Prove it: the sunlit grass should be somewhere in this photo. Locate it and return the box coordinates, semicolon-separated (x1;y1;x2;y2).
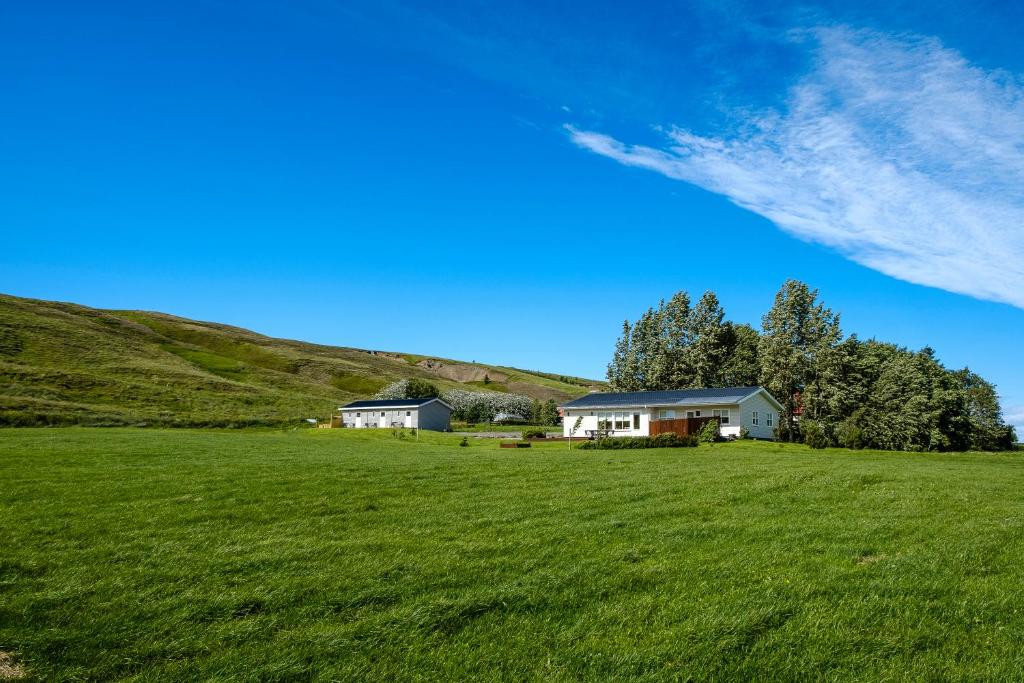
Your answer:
2;428;1023;679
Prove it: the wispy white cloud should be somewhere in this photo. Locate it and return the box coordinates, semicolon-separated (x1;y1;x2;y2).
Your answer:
568;26;1024;307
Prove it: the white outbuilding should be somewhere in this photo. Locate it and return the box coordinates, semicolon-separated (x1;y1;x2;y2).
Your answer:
338;397;453;431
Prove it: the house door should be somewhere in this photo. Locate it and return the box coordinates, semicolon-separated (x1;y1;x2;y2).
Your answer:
405;411;413;428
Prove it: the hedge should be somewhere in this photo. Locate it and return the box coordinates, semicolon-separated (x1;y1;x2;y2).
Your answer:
576;433;699;450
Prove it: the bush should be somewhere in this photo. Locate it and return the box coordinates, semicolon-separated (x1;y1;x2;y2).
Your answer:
698;420;720;443
376;378;439;400
775;420;798;442
406;378;439;398
459;436;469;447
802;419;830;449
442;389;533;423
739;426;750;440
836;417;866;450
577;433;698;450
521;428;547;439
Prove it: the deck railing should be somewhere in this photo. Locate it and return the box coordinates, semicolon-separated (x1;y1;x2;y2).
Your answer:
648;415;720;436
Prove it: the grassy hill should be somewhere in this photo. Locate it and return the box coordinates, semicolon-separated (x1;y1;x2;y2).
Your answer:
0;293;601;427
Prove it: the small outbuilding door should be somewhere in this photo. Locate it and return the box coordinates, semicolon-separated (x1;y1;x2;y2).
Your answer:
355;413;362;428
405;411;413;428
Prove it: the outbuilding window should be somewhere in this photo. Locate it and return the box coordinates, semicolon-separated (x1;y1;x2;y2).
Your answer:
406;411;411;416
766;412;774;427
752;411;759;426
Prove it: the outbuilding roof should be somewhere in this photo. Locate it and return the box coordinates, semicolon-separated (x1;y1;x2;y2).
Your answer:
340;397;452;410
560;386;779;409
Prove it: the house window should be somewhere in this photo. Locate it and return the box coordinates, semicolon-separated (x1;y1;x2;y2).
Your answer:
712;409;730;425
381;412;386;417
614;412;630;430
356;412;361;417
752;411;759;426
766;412;773;427
597;413;611;430
659;409;675;419
406;411;411;416
695;410;701;417
633;413;640;430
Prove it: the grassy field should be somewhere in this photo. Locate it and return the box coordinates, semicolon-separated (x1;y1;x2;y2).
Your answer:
0;293;600;428
3;429;1024;680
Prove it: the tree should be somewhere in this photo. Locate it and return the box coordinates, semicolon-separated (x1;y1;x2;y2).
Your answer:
377;378;438;399
405;378;439;399
607;320;640;391
540;399;559;426
688;291;727;387
603;280;1016;451
758;280;842;442
529;398;543;424
606;321;638;389
719;323;760;386
660;291;694;388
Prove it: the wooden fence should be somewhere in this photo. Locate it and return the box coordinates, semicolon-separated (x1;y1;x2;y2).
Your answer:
648;416;720;437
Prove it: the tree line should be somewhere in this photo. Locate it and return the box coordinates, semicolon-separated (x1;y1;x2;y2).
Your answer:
607;280;1016;451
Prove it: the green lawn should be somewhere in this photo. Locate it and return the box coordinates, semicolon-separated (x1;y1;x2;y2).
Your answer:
2;429;1024;680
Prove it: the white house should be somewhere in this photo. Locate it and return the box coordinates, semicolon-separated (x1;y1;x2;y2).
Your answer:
339;397;453;431
559;386;783;440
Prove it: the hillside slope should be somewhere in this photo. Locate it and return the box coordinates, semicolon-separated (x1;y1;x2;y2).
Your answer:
0;294;601;426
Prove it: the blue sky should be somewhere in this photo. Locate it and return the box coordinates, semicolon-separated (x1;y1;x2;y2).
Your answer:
2;1;1023;432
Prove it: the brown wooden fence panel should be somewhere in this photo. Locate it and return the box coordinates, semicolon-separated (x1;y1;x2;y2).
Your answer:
649;416;720;436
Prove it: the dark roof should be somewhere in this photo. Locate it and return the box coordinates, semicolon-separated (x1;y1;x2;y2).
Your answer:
561;386;767;409
340;397;448;410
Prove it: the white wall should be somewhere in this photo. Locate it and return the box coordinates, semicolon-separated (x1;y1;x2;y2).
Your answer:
738;391;780;440
562;404;753;439
342;408;422;429
563;408;651;437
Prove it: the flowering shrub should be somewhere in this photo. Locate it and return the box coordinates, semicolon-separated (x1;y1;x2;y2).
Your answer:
376;381;534;422
440;389;533;423
375;380;410;400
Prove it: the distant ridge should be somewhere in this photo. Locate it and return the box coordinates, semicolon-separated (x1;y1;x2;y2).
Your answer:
0;293;601;427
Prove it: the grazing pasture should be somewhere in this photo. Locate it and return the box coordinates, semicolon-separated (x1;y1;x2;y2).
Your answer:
2;429;1023;680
